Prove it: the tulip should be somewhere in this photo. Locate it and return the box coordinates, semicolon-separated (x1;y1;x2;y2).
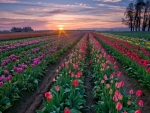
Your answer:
103;75;108;80
136;90;142;97
119;81;124;87
106;83;110;88
6;75;12;81
101;79;105;84
72;80;79;87
127;100;131;105
116;102;122;111
114;65;118;69
17;68;23;74
4;70;9;75
0;82;3;87
116;82;120;88
118;93;123;100
64;108;70;113
113;95;118;102
129;89;133;95
109;89;113;94
76;71;82;78
117;72;122;77
134;110;141;113
44;92;53;101
138;100;143;107
0;75;5;81
55;86;60;91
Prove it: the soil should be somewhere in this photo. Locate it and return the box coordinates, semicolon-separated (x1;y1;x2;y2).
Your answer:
96;36;150;113
84;37;95;113
4;38;82;113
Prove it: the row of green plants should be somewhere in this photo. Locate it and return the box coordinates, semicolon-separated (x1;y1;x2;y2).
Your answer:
0;33;84;112
89;33;143;113
37;33;89;113
92;33;150;89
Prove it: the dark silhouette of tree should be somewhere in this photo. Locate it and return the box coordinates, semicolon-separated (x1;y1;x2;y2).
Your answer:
123;0;150;31
135;0;145;31
142;0;150;31
11;26;34;32
122;3;135;31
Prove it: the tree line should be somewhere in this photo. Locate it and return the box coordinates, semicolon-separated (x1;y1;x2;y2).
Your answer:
11;26;34;32
122;0;150;31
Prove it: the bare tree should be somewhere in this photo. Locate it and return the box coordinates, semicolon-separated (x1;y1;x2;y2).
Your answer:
122;3;135;31
134;0;145;31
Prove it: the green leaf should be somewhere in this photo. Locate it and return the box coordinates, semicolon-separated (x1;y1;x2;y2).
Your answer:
70;108;81;113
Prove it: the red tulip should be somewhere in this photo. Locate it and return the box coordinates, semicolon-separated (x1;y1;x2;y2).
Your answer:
138;100;143;107
116;102;122;110
45;92;53;101
136;90;142;97
64;108;70;113
77;71;82;78
134;110;141;113
72;80;79;87
114;65;118;69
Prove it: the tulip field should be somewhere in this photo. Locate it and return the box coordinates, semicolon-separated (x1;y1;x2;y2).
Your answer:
0;31;150;113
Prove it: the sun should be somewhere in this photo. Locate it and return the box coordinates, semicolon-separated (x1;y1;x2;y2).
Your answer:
59;27;64;31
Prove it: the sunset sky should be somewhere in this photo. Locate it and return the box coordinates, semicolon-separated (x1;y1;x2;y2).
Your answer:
0;0;134;30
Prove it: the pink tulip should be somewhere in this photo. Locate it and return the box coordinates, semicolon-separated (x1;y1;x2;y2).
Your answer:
55;86;60;91
119;81;124;87
117;72;122;77
113;95;118;102
138;100;143;107
129;89;133;95
0;82;3;87
116;102;122;110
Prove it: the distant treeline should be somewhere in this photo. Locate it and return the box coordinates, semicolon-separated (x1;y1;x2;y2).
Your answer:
11;26;34;32
122;0;150;31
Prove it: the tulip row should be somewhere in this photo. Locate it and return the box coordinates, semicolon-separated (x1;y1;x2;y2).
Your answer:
107;31;150;41
92;32;150;89
102;33;150;50
102;33;150;58
0;31;57;41
0;33;84;112
89;33;143;113
97;33;150;60
37;33;89;113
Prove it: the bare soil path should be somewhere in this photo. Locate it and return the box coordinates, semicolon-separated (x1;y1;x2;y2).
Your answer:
84;36;95;113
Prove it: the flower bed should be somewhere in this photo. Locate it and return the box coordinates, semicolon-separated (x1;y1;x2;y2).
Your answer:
37;33;89;113
89;33;143;113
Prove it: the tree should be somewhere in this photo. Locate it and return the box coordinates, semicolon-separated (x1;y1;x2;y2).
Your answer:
122;3;135;31
134;0;145;31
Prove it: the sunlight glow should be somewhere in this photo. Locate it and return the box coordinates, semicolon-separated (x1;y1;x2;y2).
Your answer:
59;27;63;30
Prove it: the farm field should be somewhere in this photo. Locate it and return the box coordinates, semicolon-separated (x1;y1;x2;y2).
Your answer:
0;31;150;113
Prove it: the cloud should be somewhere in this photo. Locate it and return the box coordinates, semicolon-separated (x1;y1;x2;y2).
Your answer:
0;18;48;30
97;3;125;10
94;0;121;2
